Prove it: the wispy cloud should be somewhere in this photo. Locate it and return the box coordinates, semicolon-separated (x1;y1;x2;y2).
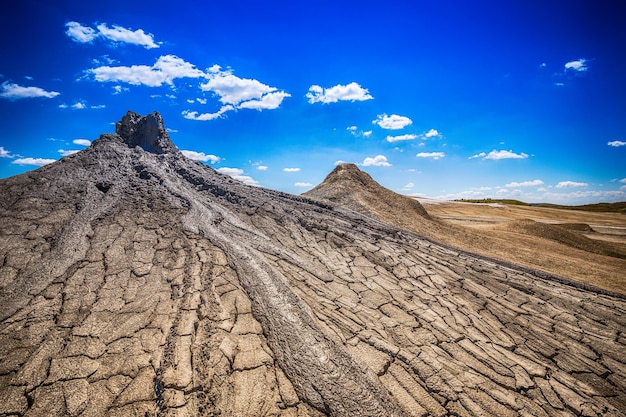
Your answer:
608;140;626;147
58;149;80;157
347;126;372;137
564;58;588;73
423;129;441;139
59;101;88;110
0;146;15;158
90;55;205;87
505;179;544;187
306;82;373;104
65;21;98;43
416;152;445;160
217;167;258;186
373;114;412;130
12;157;56;166
401;182;414;191
283;167;301;172
294;182;313;187
362;155;391;166
181;150;221;163
386;134;417;143
66;21;160;49
470;149;529;160
0;82;60;100
73;139;91;146
556;181;588;188
182;106;234;121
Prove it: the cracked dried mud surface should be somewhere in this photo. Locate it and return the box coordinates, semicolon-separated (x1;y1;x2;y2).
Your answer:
1;112;625;416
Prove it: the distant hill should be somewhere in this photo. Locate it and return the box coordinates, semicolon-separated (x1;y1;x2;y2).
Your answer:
455;199;626;213
534;201;626;214
303;163;432;231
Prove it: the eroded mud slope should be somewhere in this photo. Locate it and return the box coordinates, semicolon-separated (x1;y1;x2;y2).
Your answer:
1;112;625;417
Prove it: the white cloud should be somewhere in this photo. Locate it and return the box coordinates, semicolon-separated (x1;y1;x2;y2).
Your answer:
0;82;60;100
58;149;80;157
471;149;529;160
565;59;588;72
608;140;626;147
416;152;445;160
181;150;221;163
306;82;373;104
468;152;487;160
12;157;56;166
401;182;414;191
0;146;14;158
556;181;588;188
619;178;626;184
90;55;205;87
196;65;291;114
196;98;207;104
237;91;291;110
72;101;86;109
373;114;412;130
386;134;417;143
256;165;268;171
295;182;313;187
112;85;128;94
66;21;159;49
505;179;544;187
92;55;116;65
362;155;391;167
95;23;159;49
283;167;301;172
424;129;440;138
203;73;275;104
65;21;98;43
201;69;290;110
217;167;259;186
348;126;373;138
182;105;234;121
73;139;91;146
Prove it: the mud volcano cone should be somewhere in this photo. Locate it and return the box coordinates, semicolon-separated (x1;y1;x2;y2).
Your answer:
1;111;625;416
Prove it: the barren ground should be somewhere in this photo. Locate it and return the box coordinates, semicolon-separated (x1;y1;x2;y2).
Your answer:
419;199;626;295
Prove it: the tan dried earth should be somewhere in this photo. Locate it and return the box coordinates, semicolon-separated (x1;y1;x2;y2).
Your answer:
0;111;625;417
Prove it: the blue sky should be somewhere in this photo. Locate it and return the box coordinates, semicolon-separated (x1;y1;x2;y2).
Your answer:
1;0;625;204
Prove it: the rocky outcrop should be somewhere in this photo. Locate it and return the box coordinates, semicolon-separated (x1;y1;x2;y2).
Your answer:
115;110;179;154
0;112;625;416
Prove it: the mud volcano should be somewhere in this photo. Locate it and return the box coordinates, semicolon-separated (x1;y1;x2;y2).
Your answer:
0;111;624;416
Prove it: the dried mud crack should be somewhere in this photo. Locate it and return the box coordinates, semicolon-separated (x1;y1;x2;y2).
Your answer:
1;112;625;417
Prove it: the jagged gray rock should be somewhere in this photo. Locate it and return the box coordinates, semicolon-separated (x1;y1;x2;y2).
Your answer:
0;111;625;417
116;110;179;154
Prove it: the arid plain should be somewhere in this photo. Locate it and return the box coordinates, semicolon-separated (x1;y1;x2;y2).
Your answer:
419;200;626;295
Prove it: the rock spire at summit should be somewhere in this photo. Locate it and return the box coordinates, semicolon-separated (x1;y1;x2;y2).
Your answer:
115;110;179;154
